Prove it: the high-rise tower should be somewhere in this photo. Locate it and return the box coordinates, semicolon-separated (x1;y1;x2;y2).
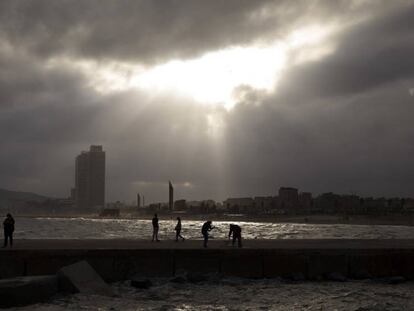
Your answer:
169;181;174;211
75;145;106;209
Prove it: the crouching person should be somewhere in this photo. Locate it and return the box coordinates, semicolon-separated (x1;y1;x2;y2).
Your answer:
228;224;242;248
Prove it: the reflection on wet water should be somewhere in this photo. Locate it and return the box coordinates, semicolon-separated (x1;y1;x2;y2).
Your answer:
15;217;414;240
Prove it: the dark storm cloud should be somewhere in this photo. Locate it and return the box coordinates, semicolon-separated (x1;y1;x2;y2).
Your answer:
0;0;413;202
219;1;414;198
0;0;276;63
224;81;414;198
278;1;414;100
0;0;398;64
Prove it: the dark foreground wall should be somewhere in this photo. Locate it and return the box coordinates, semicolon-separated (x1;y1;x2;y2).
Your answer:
1;248;414;281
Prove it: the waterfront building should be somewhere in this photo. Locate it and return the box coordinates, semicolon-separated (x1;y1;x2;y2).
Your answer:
224;197;254;213
254;196;274;213
299;192;313;210
174;199;187;211
278;187;299;209
74;145;105;209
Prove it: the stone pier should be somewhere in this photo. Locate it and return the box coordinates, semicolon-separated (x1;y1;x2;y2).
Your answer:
0;239;413;281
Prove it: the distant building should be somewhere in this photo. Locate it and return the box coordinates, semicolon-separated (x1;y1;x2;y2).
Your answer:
137;193;141;208
99;208;120;217
254;196;274;213
74;145;105;209
315;192;340;213
299;192;312;209
174;199;187;211
187;200;216;214
224;197;254;213
278;187;299;209
70;188;76;200
403;198;414;211
148;202;169;213
169;181;174;211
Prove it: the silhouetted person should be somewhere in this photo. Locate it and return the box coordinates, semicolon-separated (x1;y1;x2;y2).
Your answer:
152;213;160;242
201;220;215;248
228;224;242;248
3;214;14;248
175;217;185;242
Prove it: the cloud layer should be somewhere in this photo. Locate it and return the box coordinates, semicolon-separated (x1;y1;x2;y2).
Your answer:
1;0;413;203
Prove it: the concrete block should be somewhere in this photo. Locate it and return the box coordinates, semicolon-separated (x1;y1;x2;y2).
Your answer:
24;251;85;276
57;260;114;296
263;251;307;278
0;275;58;308
170;276;186;283
174;250;221;275
390;250;414;279
221;250;263;278
186;272;210;283
86;254;116;282
326;272;347;282
307;252;348;280
112;250;174;278
0;253;24;279
130;277;152;289
349;252;392;278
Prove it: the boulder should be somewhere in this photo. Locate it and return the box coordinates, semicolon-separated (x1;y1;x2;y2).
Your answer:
57;260;114;296
284;272;305;282
130;278;152;289
387;276;406;284
376;276;406;284
170;276;186;284
0;275;58;308
326;272;347;282
187;272;209;283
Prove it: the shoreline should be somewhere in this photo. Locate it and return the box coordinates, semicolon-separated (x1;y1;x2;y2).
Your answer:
15;213;414;226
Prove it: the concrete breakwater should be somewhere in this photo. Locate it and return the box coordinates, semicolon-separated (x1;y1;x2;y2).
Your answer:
1;239;414;281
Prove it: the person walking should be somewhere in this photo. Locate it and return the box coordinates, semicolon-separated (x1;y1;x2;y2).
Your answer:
3;213;15;248
152;213;160;242
175;217;185;242
201;220;215;248
228;224;242;248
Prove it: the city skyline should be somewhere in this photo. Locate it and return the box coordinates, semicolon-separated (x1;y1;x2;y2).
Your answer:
0;1;414;203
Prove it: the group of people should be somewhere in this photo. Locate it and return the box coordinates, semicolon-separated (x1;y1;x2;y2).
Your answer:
152;213;186;242
151;213;242;248
2;213;242;249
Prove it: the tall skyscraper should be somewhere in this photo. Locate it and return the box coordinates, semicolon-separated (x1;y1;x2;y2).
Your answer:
75;145;106;209
137;193;141;208
169;181;174;211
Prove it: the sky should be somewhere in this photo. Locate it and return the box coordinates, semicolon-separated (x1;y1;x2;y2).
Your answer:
1;0;414;203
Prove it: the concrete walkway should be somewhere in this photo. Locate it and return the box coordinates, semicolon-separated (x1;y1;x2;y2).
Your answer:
1;238;414;250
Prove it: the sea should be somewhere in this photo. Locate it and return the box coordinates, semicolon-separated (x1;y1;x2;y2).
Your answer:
14;216;414;240
8;217;414;310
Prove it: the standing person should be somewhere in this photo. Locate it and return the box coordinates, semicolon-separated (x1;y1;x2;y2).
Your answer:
152;213;160;242
3;214;15;248
175;217;185;242
201;220;215;248
228;224;242;248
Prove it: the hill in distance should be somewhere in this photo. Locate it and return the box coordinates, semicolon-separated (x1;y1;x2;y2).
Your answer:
0;188;49;204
